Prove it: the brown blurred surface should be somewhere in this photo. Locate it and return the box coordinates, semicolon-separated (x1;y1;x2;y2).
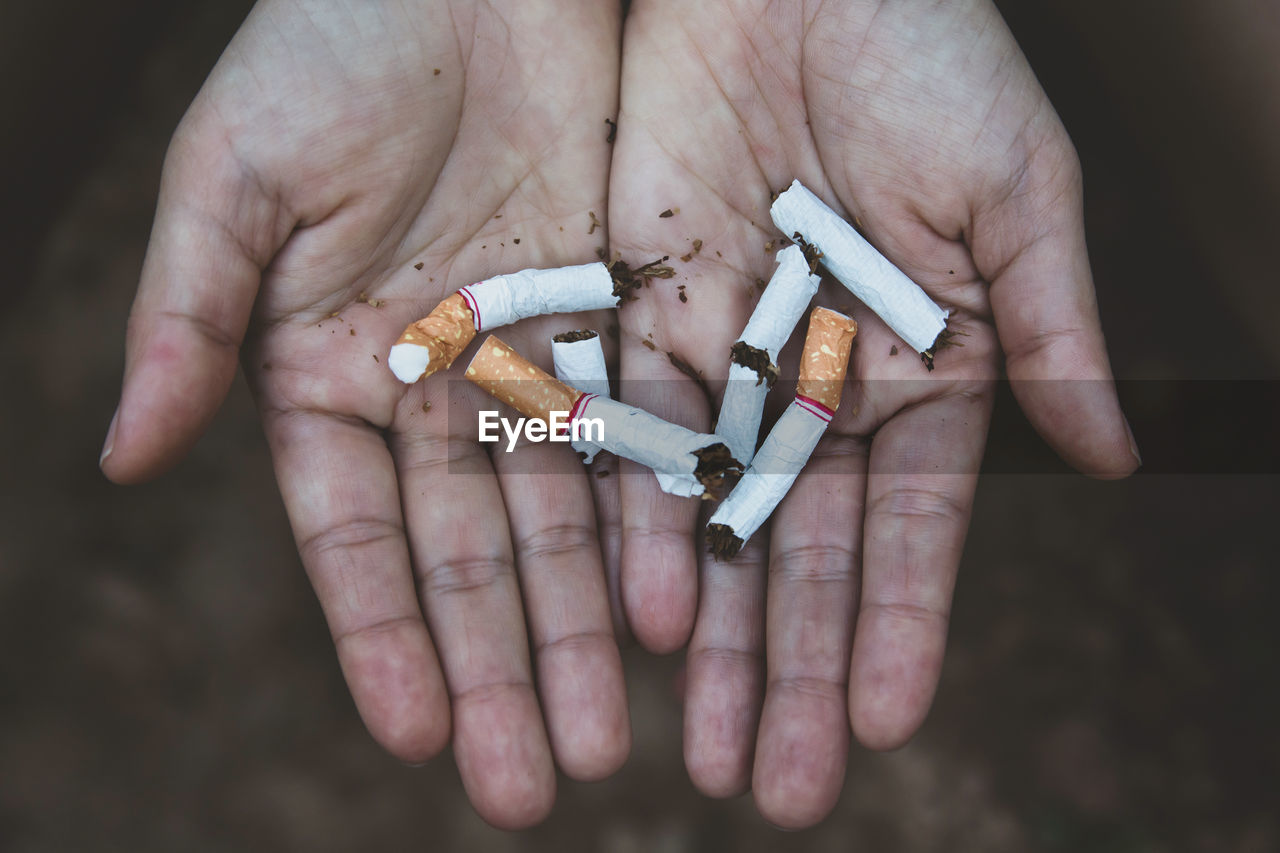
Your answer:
2;2;1278;850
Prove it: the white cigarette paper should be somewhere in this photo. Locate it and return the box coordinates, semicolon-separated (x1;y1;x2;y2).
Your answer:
770;180;948;353
573;395;737;499
390;262;618;384
464;263;616;331
708;306;856;559
706;399;830;551
550;331;703;496
715;245;820;465
552;332;610;463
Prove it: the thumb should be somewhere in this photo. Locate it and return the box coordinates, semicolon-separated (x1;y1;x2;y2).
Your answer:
101;109;287;483
977;131;1140;479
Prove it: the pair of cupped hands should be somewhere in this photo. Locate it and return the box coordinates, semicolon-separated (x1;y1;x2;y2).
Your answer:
100;0;1138;830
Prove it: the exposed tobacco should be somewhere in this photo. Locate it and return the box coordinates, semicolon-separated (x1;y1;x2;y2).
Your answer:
588;210;602;235
919;325;966;371
553;329;598;344
791;232;824;274
667;350;706;393
730;340;778;387
692;444;744;500
609;255;674;302
707;522;745;560
604;117;617;143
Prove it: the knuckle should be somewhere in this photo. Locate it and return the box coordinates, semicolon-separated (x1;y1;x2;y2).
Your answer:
299;517;403;565
867;486;967;526
419;555;514;598
514;522;597;564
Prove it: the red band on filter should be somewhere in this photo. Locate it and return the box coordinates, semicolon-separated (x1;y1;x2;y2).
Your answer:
794;395;834;423
458;286;482;331
566;392;594;436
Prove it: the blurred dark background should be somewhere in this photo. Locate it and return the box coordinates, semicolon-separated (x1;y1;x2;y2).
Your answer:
2;1;1277;849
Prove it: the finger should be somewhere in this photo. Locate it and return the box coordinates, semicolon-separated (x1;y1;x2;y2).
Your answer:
102;120;287;483
683;518;767;798
752;437;867;829
263;407;450;764
977;140;1139;479
587;451;630;643
617;345;708;653
850;385;992;751
490;439;631;782
391;421;555;830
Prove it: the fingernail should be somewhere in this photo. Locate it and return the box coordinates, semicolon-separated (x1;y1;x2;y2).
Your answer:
100;407;119;468
1122;414;1141;469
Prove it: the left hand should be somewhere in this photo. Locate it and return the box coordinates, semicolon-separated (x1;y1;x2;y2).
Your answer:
608;0;1138;827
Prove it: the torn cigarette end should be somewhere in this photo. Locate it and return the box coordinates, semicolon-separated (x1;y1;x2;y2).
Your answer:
707;523;745;561
797;307;857;412
552;329;599;344
465;335;582;422
389;293;476;383
729;340;778;388
692;443;743;500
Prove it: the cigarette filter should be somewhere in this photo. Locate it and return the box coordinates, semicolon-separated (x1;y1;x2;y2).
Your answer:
466;336;582;423
716;244;820;464
770;180;947;354
707;307;856;559
391;262;618;383
552;330;610;462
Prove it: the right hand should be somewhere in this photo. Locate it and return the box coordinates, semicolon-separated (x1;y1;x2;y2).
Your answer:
101;0;629;828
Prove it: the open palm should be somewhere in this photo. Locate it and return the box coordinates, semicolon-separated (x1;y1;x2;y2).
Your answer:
609;0;1138;827
101;0;627;828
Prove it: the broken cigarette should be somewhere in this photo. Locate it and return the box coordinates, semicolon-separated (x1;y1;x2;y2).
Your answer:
715;244;820;465
467;336;743;498
550;329;704;496
389;262;619;384
467;336;582;421
770;180;947;355
552;330;610;463
706;307;857;560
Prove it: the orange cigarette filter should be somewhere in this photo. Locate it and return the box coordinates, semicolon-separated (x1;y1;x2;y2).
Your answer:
393;293;476;378
465;335;583;422
796;307;857;411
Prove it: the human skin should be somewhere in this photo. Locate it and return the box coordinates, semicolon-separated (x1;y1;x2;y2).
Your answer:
609;0;1139;828
99;0;629;829
102;0;1143;831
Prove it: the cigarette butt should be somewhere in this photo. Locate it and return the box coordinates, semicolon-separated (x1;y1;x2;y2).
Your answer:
388;293;476;383
797;307;857;412
552;329;610;463
389;263;618;385
771;180;947;353
466;335;583;422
